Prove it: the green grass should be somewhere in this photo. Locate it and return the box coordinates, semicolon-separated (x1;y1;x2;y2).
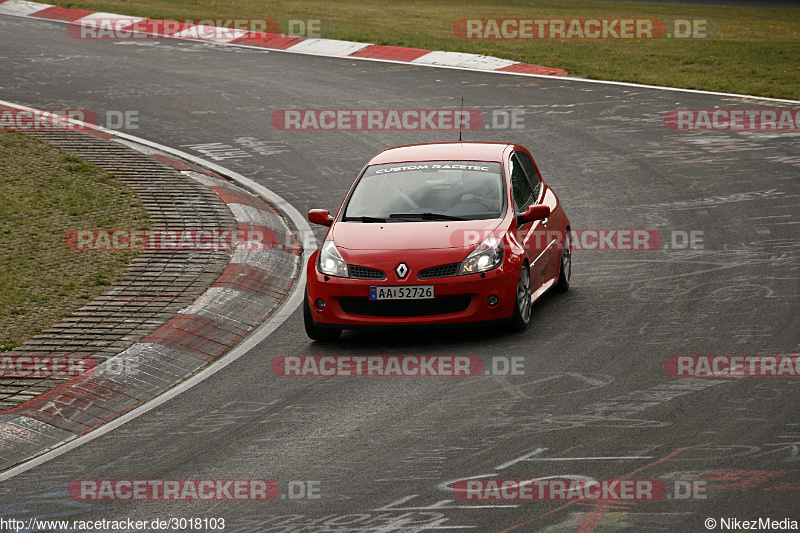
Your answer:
57;0;799;100
0;130;149;352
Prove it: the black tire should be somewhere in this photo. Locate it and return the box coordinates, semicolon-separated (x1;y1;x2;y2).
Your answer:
509;262;532;331
555;229;571;293
304;293;342;341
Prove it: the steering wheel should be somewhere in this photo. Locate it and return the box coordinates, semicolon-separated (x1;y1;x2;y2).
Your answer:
450;197;494;216
458;194;493;211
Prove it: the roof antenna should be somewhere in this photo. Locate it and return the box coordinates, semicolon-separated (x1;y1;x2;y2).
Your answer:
458;96;464;142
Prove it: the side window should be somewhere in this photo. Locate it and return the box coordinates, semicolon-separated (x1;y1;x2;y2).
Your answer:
515;151;542;200
510;154;534;213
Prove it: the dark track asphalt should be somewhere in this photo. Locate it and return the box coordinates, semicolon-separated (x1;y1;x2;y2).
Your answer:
0;14;798;532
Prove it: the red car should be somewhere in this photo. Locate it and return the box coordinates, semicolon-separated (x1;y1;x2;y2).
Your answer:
304;142;571;341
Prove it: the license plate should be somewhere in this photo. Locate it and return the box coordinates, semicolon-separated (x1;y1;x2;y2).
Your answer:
369;285;434;300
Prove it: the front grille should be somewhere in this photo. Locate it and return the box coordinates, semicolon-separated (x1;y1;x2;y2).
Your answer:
339;296;471;317
418;262;460;279
348;265;386;280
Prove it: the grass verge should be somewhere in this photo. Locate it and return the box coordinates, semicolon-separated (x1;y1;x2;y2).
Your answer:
0;130;149;352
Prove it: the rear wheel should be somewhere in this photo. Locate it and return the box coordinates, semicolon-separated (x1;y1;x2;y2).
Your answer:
555;230;571;293
304;293;342;341
509;262;532;331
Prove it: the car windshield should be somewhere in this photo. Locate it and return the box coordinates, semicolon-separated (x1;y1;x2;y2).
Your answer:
343;161;505;221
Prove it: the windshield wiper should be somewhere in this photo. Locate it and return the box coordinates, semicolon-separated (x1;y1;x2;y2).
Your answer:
343;216;387;223
389;212;466;221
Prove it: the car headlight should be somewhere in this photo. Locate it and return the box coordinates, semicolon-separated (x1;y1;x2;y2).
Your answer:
459;235;503;275
318;240;348;277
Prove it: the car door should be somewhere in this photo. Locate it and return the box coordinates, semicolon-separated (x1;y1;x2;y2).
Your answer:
515;150;559;278
509;153;548;288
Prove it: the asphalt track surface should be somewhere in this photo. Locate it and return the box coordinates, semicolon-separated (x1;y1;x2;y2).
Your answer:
1;13;799;533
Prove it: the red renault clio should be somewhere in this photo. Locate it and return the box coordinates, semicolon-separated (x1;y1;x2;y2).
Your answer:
304;142;571;341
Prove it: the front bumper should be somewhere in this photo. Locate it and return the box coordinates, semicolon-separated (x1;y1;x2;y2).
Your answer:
306;252;519;328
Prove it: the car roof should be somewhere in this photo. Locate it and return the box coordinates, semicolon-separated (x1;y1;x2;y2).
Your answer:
368;142;515;165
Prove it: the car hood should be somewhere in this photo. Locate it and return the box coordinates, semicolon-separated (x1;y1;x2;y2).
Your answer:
331;219;504;251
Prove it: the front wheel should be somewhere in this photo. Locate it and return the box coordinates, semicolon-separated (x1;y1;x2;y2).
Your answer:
509;263;532;331
555;230;571;293
304;293;342;341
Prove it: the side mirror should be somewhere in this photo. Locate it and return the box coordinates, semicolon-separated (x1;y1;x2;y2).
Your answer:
308;209;333;226
517;205;550;226
308;209;334;227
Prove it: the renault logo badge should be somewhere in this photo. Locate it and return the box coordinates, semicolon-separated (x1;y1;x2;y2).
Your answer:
396;263;409;278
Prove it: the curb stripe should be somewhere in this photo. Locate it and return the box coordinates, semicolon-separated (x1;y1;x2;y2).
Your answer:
235;222;300;255
0;0;47;16
287;37;371;56
349;44;432;62
214;263;286;301
142;315;247;358
411;50;516;70
498;62;571;76
229;33;308;49
30;5;92;21
211;185;268;209
131;18;195;37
